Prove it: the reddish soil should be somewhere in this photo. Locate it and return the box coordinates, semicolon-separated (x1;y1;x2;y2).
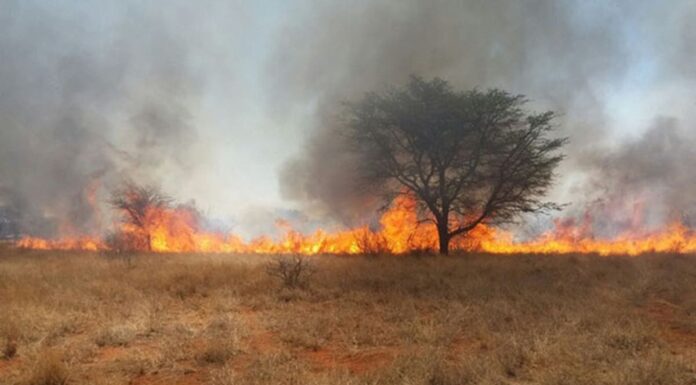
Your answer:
129;371;203;385
239;308;281;354
0;356;22;376
301;346;395;374
448;334;489;360
96;346;129;362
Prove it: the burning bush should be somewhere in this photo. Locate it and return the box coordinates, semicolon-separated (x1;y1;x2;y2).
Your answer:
355;228;389;256
104;230;146;254
106;181;215;253
109;182;172;252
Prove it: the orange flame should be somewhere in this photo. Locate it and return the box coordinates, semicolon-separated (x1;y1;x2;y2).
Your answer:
15;195;696;255
17;236;104;251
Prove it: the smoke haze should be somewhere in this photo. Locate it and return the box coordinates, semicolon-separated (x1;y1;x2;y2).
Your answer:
0;1;209;234
272;0;696;230
1;0;695;237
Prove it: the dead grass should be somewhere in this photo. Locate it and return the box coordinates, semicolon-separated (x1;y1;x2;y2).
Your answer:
25;350;70;385
1;313;20;361
1;250;696;384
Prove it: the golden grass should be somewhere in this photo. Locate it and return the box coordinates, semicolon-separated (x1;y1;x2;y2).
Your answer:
1;250;696;384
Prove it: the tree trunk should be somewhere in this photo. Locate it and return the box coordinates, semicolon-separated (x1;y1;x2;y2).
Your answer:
146;233;152;252
436;221;450;255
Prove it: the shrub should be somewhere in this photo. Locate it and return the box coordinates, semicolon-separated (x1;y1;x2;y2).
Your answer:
198;339;238;365
102;231;139;266
27;351;70;385
2;321;19;359
3;338;17;359
265;255;316;289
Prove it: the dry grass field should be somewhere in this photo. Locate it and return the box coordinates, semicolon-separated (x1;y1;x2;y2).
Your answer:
2;246;696;385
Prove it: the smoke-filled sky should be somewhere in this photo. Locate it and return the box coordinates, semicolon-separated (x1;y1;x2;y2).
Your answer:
1;0;695;236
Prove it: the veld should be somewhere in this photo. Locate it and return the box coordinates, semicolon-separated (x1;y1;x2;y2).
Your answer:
1;249;696;385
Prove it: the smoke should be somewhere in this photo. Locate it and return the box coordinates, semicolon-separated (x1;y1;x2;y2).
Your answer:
2;1;696;238
270;0;696;229
0;1;208;235
576;118;696;233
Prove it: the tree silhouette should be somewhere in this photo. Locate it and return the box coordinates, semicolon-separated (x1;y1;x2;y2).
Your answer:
345;76;567;254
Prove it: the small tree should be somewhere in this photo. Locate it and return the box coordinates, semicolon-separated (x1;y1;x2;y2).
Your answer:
345;76;567;255
109;182;171;252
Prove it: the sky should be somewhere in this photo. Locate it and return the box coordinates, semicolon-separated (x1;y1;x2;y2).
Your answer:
1;0;695;237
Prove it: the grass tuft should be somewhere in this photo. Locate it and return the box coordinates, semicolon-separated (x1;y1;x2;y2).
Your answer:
26;351;70;385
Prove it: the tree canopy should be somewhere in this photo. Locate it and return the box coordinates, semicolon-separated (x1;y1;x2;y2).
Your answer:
345;76;567;254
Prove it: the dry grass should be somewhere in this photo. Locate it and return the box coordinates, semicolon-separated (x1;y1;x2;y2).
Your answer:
1;250;696;384
25;350;70;385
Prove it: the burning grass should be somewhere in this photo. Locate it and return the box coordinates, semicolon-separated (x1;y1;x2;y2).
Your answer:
1;251;696;384
16;193;696;257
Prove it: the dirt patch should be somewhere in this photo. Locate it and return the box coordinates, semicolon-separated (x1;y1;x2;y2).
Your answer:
97;346;129;362
301;346;395;374
0;356;23;376
239;309;280;354
130;371;203;385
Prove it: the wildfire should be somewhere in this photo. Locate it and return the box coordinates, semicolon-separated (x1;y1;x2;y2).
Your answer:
476;221;696;256
17;236;104;251
14;195;696;256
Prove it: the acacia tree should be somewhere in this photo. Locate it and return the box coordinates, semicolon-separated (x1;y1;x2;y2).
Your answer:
345;76;567;255
109;181;171;251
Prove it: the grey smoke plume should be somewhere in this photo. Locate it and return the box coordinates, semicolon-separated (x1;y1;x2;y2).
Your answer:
577;119;696;233
271;0;696;228
2;1;695;239
0;1;204;235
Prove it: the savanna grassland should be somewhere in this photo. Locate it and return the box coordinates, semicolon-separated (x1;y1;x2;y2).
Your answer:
2;246;696;385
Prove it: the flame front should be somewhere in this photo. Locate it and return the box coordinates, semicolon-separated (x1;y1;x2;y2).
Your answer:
15;195;696;255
